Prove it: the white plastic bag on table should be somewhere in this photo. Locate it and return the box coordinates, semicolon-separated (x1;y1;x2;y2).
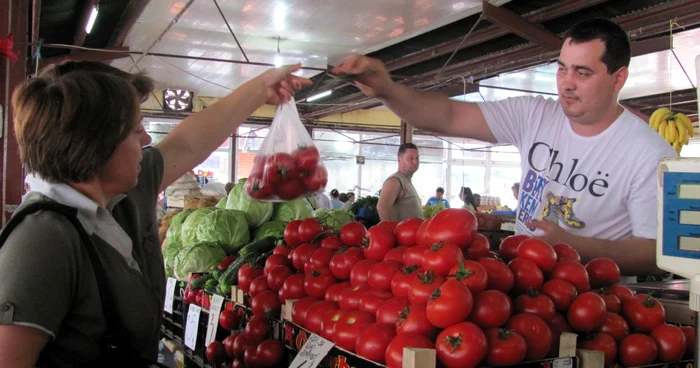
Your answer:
244;98;327;201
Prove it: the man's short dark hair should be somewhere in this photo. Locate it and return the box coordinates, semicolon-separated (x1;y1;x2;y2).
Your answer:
563;18;631;74
398;143;418;157
436;187;444;194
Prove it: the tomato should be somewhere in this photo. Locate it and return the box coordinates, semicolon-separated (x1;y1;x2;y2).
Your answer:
244;172;273;200
547;313;573;358
468;289;512;329
321;309;347;341
541;278;577;312
577;332;617;366
340;221;367;247
301;165;328;192
291;243;318;271
304;300;339;334
425;209;478;248
551;260;590;292
205;341;227;365
244;315;271;344
385;333;434;368
308;247;335;272
272;244;292;256
498;234;529;263
597;291;621;314
426;278;473;328
264;253;292;276
567;291;606;332
435;322;488;368
338;282;370;310
390;265;422;297
291;296;320;327
595;312;629;342
485;328;527;366
367;260;401;291
376;221;399;232
251;290;281;317
238;264;264;293
415;218;432;247
278;273;306;303
355;323;396;364
363;226;396;261
448;260;488;294
298;218;323;244
506;313;552;361
333;310;375;352
329;247;365;280
552;242;581;262
651;323;687;362
276;177;305;200
402;245;429;267
223;333;239;358
231;334;251;360
463;233;490;260
395;303;438;339
266;265;293;291
508;257;544;294
292;145;320;170
320;235;343;250
478;258;514;293
394;217;424;247
249;275;271;298
304;269;338;298
349;259;377;286
376;296;410;325
422;241;464;277
618;334;658;367
358;289;394;315
244;339;285;368
585;258;620;288
284;220;302;247
680;326;696;359
218;255;237;271
514;289;556;321
383;246;407;263
607;284;635;303
219;309;242;330
324;281;352;303
622;294;666;333
264;152;296;183
516;238;557;272
408;270;445;305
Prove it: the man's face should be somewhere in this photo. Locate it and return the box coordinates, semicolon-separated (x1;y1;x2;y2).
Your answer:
556;38;627;125
399;148;420;174
436;191;443;200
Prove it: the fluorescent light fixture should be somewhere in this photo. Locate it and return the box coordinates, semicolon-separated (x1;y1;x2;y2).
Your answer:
85;6;99;34
274;54;284;67
307;90;332;102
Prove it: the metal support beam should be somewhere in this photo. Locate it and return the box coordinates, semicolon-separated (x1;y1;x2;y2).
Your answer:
629;35;672;57
1;0;29;224
73;0;99;47
109;0;150;46
39;47;131;69
482;1;562;51
230;134;238;182
400;122;413;145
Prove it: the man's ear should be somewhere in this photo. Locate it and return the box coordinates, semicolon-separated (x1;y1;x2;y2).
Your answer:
613;66;629;93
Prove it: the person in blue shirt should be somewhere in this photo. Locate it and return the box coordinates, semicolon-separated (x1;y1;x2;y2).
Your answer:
425;187;450;208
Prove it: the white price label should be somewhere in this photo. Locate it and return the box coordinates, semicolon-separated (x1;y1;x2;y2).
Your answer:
553;357;574;368
288;333;334;368
184;304;202;350
204;295;225;346
163;278;177;313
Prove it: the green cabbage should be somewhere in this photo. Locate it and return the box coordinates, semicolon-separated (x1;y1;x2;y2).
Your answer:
252;220;287;241
272;197;315;222
314;208;354;230
166;209;193;247
172;242;227;280
215;197;227;209
195;209;250;254
181;207;221;246
163;241;181;277
423;203;447;219
226;180;274;227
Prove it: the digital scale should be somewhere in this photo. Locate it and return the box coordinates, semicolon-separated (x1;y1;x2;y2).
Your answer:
653;54;700;366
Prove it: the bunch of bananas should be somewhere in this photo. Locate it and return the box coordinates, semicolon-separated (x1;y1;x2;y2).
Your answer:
648;107;694;154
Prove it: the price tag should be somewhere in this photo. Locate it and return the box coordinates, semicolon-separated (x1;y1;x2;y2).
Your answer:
553;357;574;368
163;278;177;313
204;294;225;346
288;333;334;368
184;304;202;350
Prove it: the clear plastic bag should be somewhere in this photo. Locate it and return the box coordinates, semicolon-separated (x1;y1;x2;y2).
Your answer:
244;98;327;201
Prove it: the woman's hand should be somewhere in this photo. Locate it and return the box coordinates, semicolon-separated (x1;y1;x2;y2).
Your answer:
258;64;312;105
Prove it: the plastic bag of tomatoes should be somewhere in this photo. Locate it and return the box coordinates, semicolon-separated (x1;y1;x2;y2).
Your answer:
244;98;327;201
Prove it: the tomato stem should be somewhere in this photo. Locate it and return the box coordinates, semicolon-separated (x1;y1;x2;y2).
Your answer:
444;333;463;352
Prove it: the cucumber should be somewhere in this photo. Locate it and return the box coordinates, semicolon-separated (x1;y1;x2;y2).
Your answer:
212;269;223;281
238;236;278;257
189;273;212;291
220;251;260;287
204;279;218;293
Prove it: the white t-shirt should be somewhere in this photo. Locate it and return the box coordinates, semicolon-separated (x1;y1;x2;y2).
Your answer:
479;96;677;241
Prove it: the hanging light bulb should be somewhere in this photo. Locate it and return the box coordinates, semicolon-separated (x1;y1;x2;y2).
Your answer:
274;36;283;67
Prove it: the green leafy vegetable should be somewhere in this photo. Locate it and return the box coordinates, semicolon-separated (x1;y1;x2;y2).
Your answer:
195;209;250;254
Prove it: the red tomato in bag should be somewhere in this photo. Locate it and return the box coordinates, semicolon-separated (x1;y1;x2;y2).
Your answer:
292;145;320;170
244;172;273;200
363;226;395;261
424;209;478;248
340;221;367;247
276;176;305;200
367;260;401;291
435;322;487;368
355;323;396;364
485;328;527;366
426;278;473;328
298;218;323;244
448;260;488;294
468;289;512;329
264;152;296;183
394;217;424;247
301;165;328;192
622;294;666;333
422;241;464;277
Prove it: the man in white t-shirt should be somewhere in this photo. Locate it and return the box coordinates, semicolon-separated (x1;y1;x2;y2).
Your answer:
333;19;677;276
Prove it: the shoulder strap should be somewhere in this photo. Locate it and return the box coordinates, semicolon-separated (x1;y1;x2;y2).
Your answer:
0;202;128;353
